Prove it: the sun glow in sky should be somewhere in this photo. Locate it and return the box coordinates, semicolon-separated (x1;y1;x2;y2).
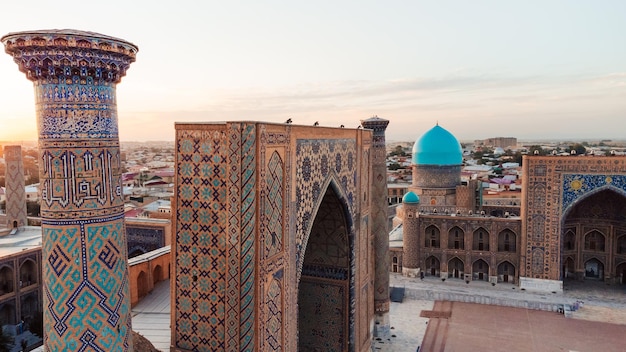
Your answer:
1;1;625;142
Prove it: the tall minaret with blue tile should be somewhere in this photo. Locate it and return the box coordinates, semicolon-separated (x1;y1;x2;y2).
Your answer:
2;30;137;351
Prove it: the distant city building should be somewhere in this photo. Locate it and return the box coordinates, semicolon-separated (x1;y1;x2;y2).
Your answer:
475;137;518;149
394;125;626;293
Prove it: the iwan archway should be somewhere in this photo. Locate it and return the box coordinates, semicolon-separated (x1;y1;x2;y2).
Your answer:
298;185;354;351
561;188;626;285
172;122;376;351
522;156;626;292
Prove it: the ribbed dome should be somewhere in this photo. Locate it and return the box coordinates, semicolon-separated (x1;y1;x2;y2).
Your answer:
402;191;420;204
412;124;462;165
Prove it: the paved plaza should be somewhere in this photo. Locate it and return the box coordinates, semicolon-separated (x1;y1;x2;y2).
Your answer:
128;276;626;351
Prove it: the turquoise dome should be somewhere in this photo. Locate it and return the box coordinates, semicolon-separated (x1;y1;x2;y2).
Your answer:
412;124;462;165
402;191;420;204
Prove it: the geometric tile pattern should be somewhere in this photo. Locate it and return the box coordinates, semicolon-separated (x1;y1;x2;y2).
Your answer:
265;276;283;351
264;152;283;259
562;174;626;210
174;127;227;351
173;122;375;351
523;156;626;280
3;145;27;228
227;123;256;352
257;127;289;351
2;30;137;351
294;139;358;279
174;123;257;351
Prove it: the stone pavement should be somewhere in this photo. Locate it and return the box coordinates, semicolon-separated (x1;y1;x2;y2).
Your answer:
373;299;433;351
390;273;626;320
131;279;171;351
70;275;624;351
421;301;626;352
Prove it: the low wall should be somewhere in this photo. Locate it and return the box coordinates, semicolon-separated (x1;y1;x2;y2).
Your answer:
401;286;565;313
128;246;171;307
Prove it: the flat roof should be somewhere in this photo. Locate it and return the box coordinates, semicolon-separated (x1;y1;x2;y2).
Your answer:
0;226;42;256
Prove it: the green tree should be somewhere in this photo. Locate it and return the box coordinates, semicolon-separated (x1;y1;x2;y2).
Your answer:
529;145;545;156
388;162;403;171
388;145;406;157
568;143;587;155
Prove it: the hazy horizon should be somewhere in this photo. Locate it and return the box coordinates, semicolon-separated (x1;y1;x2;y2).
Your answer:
1;1;625;142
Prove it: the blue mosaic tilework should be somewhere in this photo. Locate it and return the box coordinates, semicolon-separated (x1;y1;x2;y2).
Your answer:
2;30;136;352
174;123;257;351
257;127;289;351
175;128;227;351
227;123;256;351
265;276;283;351
43;216;131;352
35;81;118;139
295;139;357;279
562;174;626;211
126;226;165;256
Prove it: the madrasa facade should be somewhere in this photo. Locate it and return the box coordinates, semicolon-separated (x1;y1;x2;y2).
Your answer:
392;125;626;293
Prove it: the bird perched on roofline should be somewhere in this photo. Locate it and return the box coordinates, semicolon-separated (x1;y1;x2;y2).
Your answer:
314;121;319;126
285;118;292;124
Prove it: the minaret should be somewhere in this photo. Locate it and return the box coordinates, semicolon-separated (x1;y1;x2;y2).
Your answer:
2;30;137;351
401;192;421;277
361;116;391;338
3;145;27;229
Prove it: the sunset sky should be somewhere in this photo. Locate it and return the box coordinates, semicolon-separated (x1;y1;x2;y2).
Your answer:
1;1;625;142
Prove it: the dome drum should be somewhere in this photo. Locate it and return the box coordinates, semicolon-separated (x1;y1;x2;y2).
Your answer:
413;164;461;189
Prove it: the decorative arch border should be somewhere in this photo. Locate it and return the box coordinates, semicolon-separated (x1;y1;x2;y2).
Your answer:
296;176;356;351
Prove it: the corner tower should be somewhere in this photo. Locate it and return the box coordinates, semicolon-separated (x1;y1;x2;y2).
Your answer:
2;30;137;351
361;116;391;338
3;145;27;229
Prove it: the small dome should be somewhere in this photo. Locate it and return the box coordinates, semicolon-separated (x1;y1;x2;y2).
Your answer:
412;124;462;166
402;191;420;204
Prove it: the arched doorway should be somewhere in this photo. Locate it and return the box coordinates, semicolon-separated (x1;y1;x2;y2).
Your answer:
137;271;149;299
497;261;515;283
425;225;440;248
448;226;464;250
617;262;626;284
19;259;37;287
584;258;604;279
298;186;352;352
563;257;575;279
562;189;626;284
0;266;13;295
448;257;464;279
153;265;163;284
0;303;16;326
498;229;516;252
472;259;489;281
473;228;489;251
425;256;440;277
